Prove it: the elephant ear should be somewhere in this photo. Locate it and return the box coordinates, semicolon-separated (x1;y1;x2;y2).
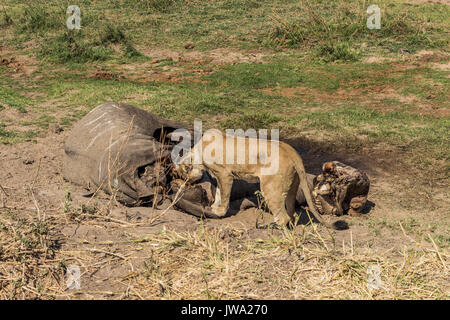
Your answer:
63;102;191;205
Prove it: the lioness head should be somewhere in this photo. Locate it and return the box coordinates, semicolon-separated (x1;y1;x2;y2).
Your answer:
173;153;203;183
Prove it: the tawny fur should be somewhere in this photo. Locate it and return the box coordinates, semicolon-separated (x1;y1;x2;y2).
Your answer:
176;130;339;229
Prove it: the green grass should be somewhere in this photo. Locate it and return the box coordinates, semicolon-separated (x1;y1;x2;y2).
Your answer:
206;60;308;89
0;122;37;145
15;4;63;34
39;31;112;63
288;105;449;151
315;42;362;62
0;0;448;173
0;123;16;139
0;6;13;28
6;1;144;63
121;0;182;13
219;112;281;130
264;0;449;56
22;114;55;129
0;85;30;113
3;0;449;58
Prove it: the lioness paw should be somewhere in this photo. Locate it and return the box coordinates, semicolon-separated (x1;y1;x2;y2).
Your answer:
212;206;227;216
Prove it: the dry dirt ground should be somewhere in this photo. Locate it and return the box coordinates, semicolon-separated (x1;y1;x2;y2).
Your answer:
0;119;448;299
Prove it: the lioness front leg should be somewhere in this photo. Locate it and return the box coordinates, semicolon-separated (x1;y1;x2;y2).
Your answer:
211;174;233;217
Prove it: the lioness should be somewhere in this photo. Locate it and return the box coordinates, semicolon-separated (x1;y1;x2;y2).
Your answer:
175;129;346;230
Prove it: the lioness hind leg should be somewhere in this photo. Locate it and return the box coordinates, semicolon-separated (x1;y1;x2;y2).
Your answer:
285;174;299;220
260;176;291;226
